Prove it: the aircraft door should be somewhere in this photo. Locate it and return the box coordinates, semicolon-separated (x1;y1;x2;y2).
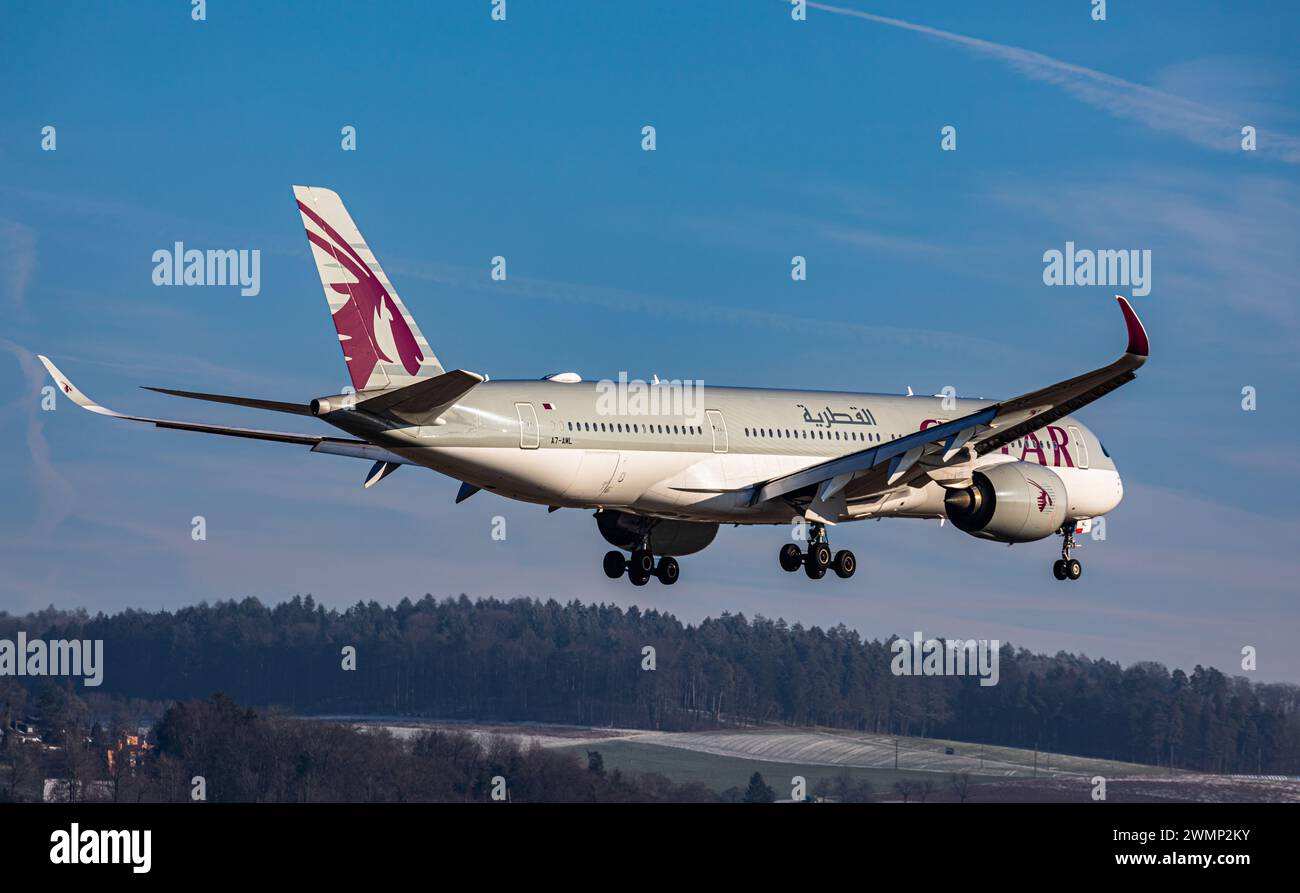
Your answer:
1067;425;1089;468
706;409;728;454
515;403;540;449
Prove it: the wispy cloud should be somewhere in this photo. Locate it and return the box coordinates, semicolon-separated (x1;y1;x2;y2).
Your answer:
386;256;1003;354
0;339;76;539
0;221;36;309
808;2;1300;163
988;167;1300;338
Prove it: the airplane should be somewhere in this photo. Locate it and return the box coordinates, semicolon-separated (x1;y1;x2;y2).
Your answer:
37;186;1148;587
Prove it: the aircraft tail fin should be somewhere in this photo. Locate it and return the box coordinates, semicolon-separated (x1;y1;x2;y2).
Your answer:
293;185;443;392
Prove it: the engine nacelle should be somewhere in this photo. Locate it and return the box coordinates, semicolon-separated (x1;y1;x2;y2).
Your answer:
596;511;719;557
943;462;1068;544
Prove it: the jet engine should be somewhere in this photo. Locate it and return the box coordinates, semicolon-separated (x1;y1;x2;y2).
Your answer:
596;510;719;556
943;462;1068;543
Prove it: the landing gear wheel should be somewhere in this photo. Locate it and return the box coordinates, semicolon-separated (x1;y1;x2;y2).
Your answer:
833;550;856;579
604;551;626;579
1066;558;1082;580
629;571;650;586
803;538;831;580
808;543;831;570
656;556;680;585
629;550;655;577
1052;559;1068;581
778;543;803;573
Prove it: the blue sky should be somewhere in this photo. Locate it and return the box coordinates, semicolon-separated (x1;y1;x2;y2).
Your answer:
2;1;1298;679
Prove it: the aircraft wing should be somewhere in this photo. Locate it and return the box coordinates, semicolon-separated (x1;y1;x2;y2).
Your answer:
37;355;411;463
750;296;1149;512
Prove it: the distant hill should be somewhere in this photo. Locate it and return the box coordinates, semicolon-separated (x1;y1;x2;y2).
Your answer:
3;594;1298;774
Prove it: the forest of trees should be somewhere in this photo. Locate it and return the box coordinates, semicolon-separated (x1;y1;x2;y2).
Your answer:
3;595;1297;774
0;692;720;803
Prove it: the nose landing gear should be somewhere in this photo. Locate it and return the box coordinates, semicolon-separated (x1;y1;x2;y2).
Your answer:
778;523;856;580
1052;526;1083;581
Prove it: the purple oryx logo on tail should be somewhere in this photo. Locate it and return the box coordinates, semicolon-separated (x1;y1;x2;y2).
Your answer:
298;199;423;390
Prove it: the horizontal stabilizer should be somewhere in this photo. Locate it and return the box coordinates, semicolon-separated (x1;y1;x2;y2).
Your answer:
144;387;312;415
357;368;485;419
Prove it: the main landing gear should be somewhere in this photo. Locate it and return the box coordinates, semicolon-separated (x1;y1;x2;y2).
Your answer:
603;549;679;586
778;524;856;580
1052;526;1083;581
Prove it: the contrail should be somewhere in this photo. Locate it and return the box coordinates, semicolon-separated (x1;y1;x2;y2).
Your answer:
807;1;1300;163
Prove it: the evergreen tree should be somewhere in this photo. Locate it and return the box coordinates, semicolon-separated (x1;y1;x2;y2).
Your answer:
743;771;775;803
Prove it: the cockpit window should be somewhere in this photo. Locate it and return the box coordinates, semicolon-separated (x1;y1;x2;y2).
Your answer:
1099;440;1111;458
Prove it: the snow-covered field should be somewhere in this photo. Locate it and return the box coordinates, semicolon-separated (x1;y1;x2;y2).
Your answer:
326;717;642;750
625;729;1039;777
321;718;1299;800
333;718;1150;779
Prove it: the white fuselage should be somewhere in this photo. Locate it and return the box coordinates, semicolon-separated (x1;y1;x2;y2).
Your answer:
329;381;1124;527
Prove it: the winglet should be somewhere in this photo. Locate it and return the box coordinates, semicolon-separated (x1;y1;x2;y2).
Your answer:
1116;296;1149;358
36;355;120;417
